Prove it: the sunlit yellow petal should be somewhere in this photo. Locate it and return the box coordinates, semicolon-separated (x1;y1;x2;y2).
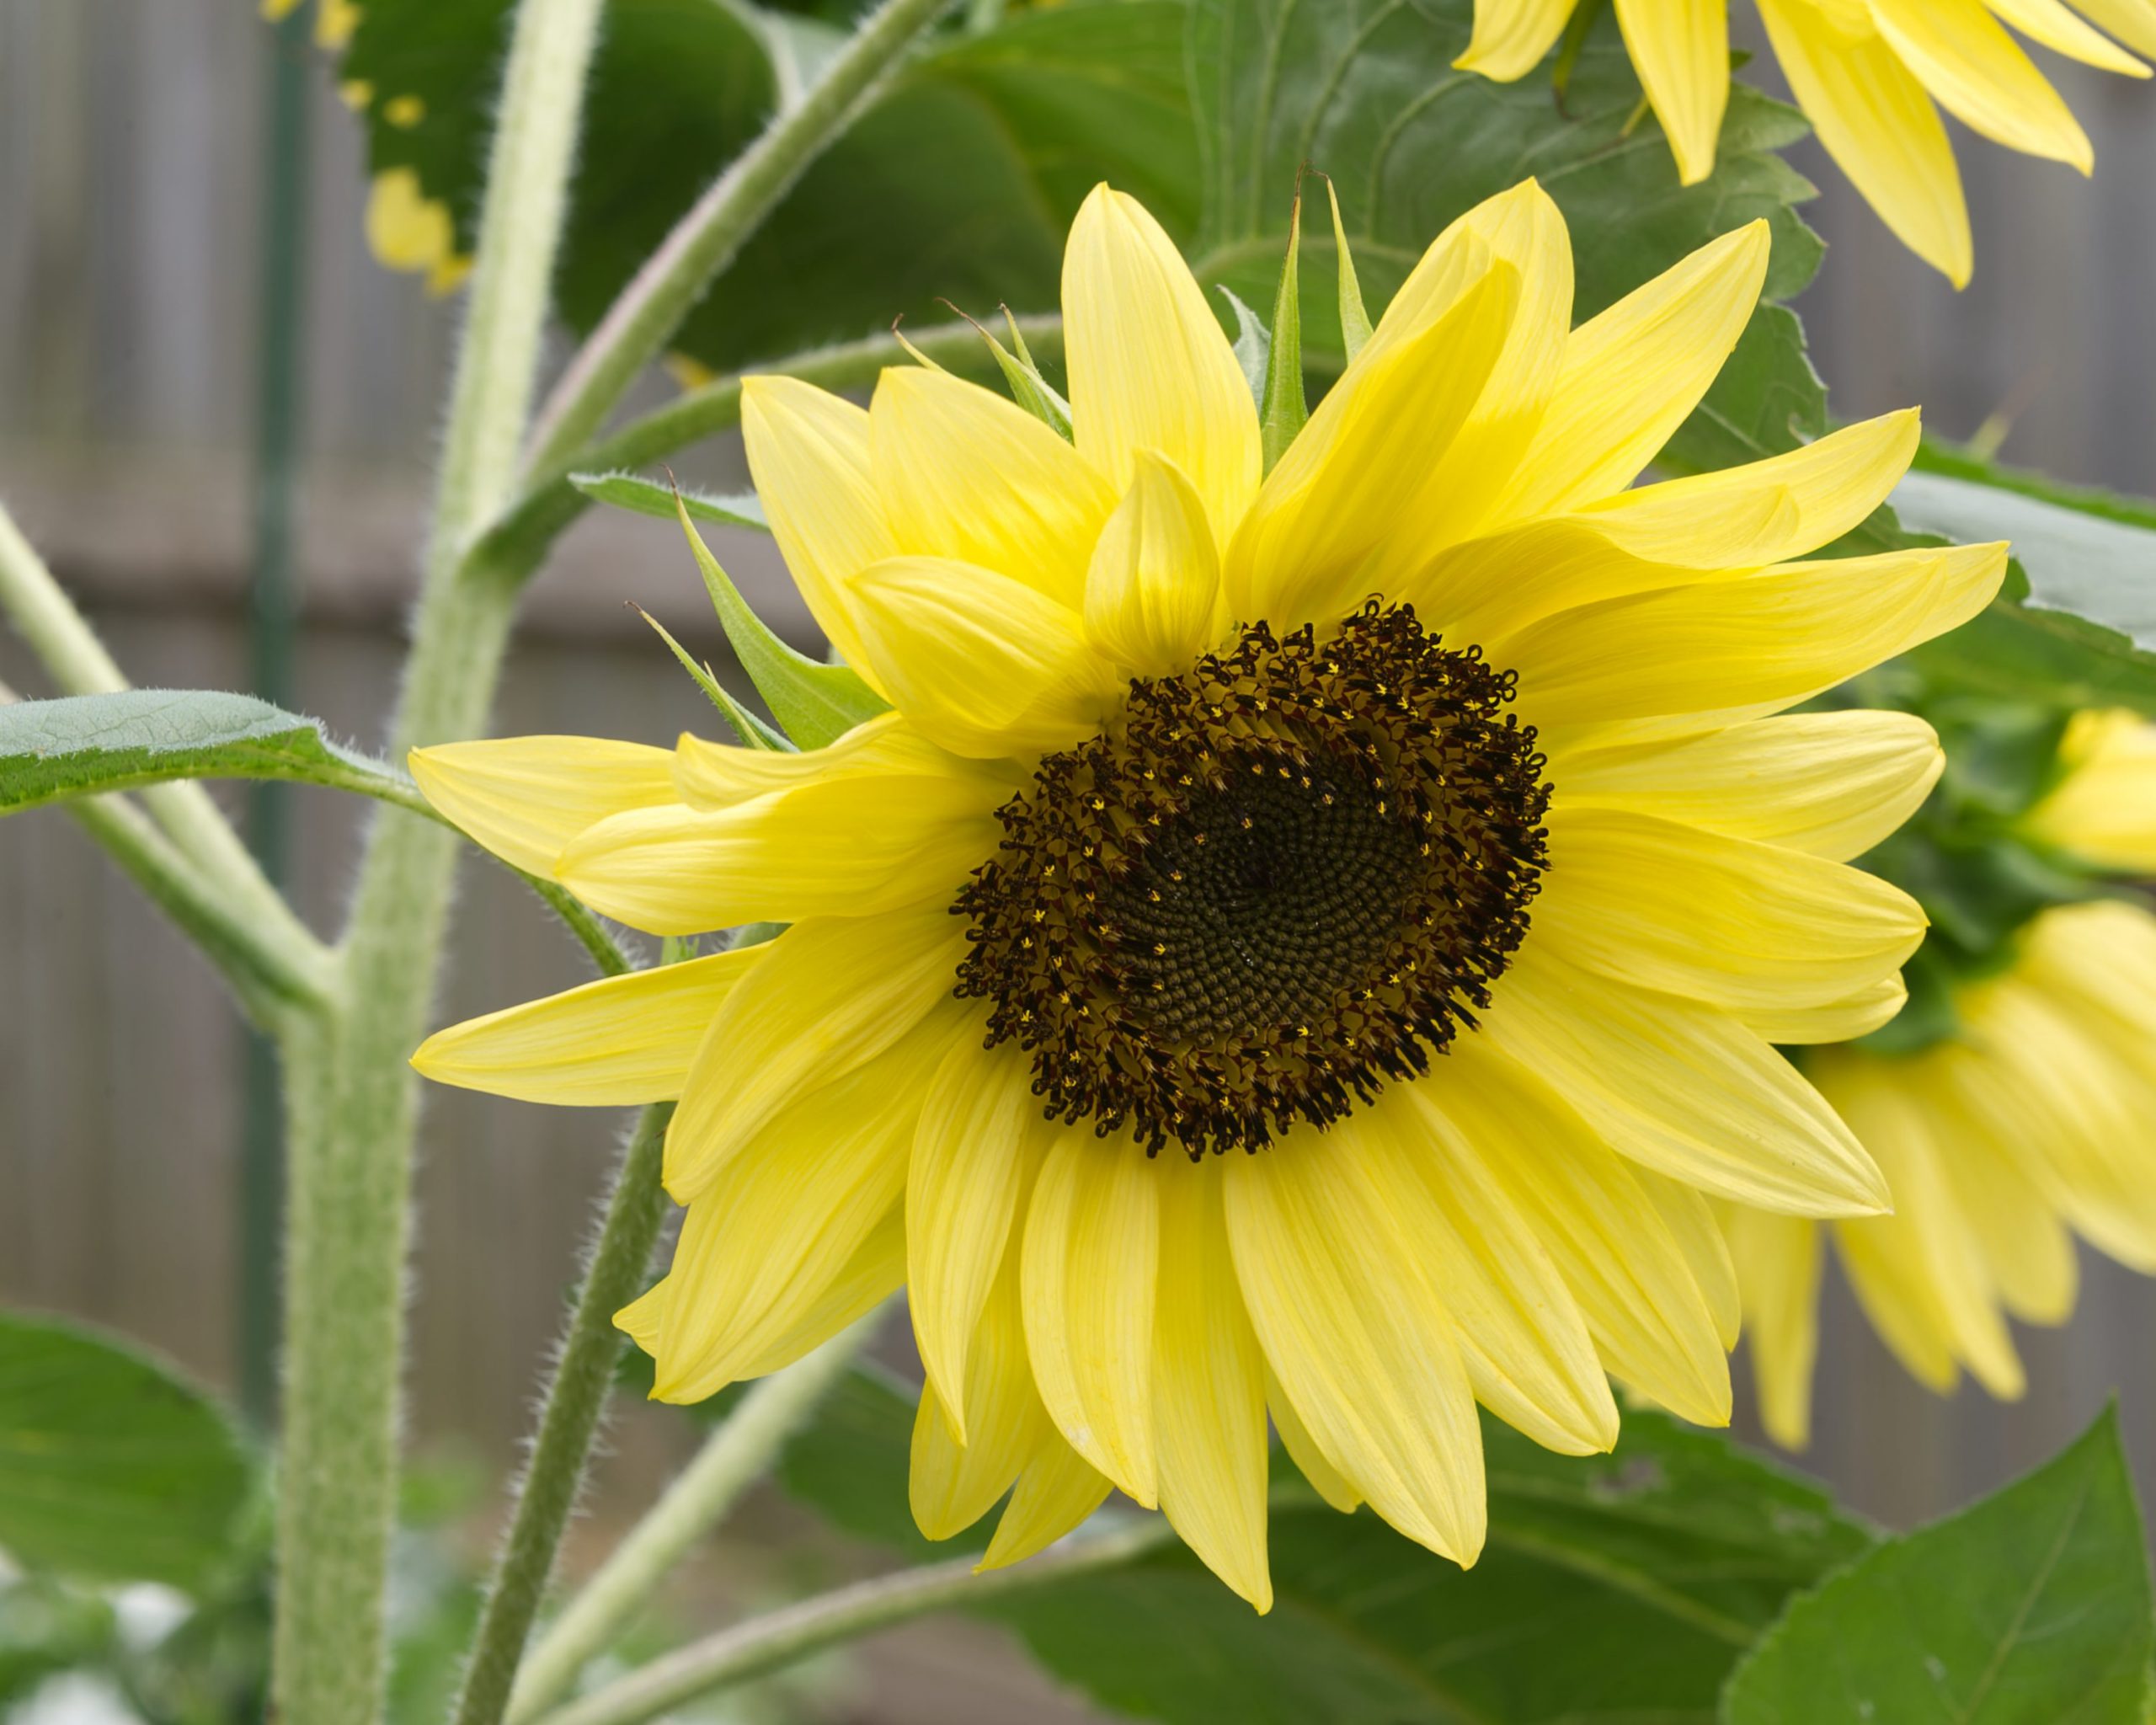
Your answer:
408;736;677;877
1153;1162;1273;1611
1614;0;1731;183
911;1240;1050;1540
979;1437;1115;1571
1723;1205;1822;1450
847;556;1121;758
1740;974;1911;1045
1224;1124;1486;1563
664;914;969;1203
1022;1129;1162;1506
1063;184;1260;547
2023;708;2156;869
1456;0;1575;77
1267;1364;1362;1513
1083;451;1229;676
412;949;759;1105
670;711;1010;813
1480;944;1890;1215
871;366;1117;607
1869;0;2094;168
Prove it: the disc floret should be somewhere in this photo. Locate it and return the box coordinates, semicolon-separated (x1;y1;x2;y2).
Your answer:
953;601;1550;1156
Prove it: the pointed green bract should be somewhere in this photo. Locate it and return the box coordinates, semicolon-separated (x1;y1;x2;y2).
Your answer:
1216;286;1271;405
1321;178;1370;366
1258;188;1309;474
968;307;1074;441
672;496;888;750
572;471;768;532
635;608;793;753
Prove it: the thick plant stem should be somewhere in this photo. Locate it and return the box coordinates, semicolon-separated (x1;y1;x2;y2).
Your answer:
506;1314;885;1721
0;503;324;977
451;1103;676;1725
269;0;606;1716
521;0;958;473
530;1520;1175;1725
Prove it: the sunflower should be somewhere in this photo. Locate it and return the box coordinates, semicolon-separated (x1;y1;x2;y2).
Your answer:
1457;0;2155;286
410;180;2004;1610
1731;708;2156;1450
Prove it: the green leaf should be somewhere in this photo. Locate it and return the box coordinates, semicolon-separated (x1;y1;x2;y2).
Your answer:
1187;0;1826;483
1257;185;1307;473
0;689;419;815
571;471;768;532
988;1419;1869;1725
344;0;1198;377
0;1311;258;1591
672;499;888;749
1721;1407;2153;1725
1889;454;2156;716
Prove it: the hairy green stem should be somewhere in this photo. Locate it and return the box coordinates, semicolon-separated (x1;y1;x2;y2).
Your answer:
506;1313;885;1721
520;0;958;474
530;1519;1174;1725
451;1103;676;1725
270;0;607;1715
0;502;328;991
478;316;1064;583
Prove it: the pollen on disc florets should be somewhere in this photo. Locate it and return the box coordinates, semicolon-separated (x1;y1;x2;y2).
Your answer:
952;601;1551;1158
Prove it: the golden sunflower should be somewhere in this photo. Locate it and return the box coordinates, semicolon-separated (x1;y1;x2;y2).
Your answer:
1731;708;2156;1450
410;180;2004;1610
1457;0;2156;286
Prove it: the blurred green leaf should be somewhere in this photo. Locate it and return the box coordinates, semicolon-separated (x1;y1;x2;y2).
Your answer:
0;690;415;815
0;1577;115;1705
0;1311;257;1591
1721;1407;2153;1725
344;0;1197;375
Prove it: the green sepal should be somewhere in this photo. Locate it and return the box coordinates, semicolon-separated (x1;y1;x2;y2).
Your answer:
570;470;768;532
1258;184;1310;474
634;607;793;753
1217;286;1270;405
671;494;889;750
963;306;1074;441
1320;176;1371;366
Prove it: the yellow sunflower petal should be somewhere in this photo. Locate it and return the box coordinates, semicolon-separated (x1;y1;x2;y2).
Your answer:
847;556;1119;759
728;1205;907;1383
1534;807;1926;1012
1630;1167;1742;1351
1154;1162;1273;1612
1508;541;2007;726
979;1437;1115;1571
1552;710;1945;862
555;773;999;935
909;1039;1053;1439
910;1242;1050;1541
1427;1041;1732;1427
1480;944;1890;1215
739;376;896;681
1223;1122;1486;1564
645;1016;954;1402
1083;450;1229;677
1377;1092;1621;1455
664;914;968;1203
1488;222;1769;524
1022;1129;1162;1506
1225;261;1521;628
412;948;759;1105
1759;0;1972;285
2065;0;2156;56
1063;184;1260;547
1868;0;2094;169
2024;708;2156;869
871;366;1117;607
671;711;1010;813
1983;0;2148;74
408;736;677;877
1614;0;1731;183
1267;1363;1362;1513
1456;0;1576;77
1814;1052;2025;1399
1740;974;1911;1044
1722;1205;1822;1450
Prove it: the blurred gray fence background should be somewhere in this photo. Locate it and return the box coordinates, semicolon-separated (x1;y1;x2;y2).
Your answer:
3;2;2155;1716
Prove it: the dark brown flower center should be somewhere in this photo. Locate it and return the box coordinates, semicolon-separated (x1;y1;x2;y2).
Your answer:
953;602;1550;1156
